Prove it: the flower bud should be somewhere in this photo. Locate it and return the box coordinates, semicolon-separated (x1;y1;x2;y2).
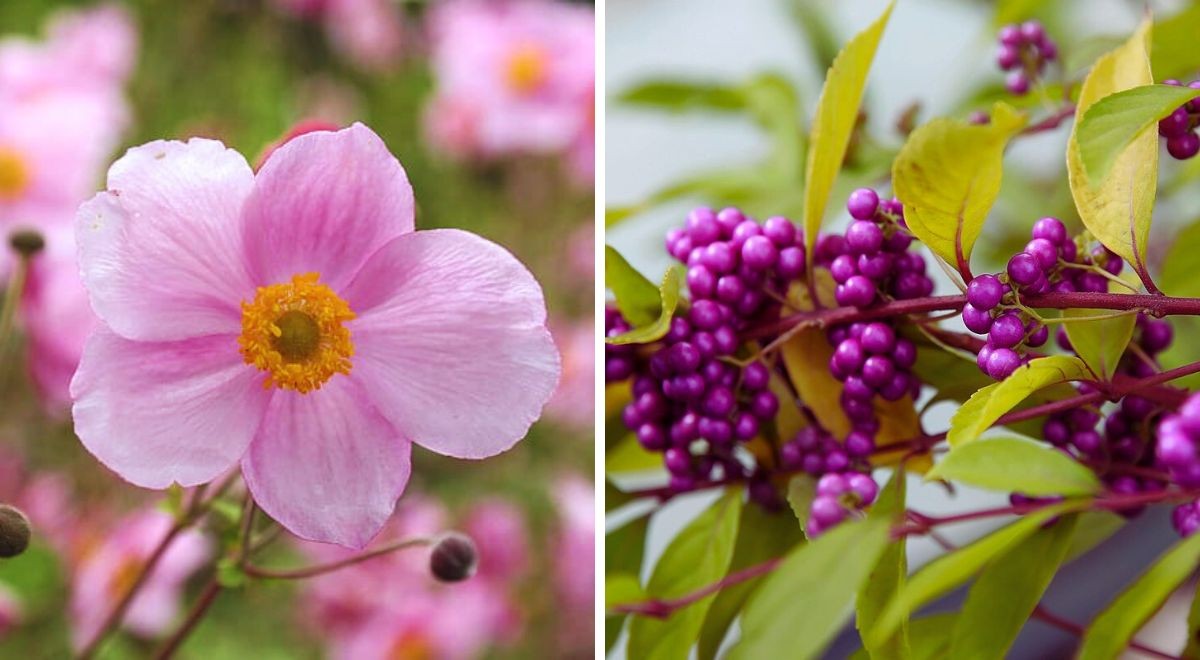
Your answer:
8;229;44;259
0;505;31;558
429;532;477;583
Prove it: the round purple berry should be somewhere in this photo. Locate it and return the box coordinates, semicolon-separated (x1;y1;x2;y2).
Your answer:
742;235;778;269
1007;252;1041;285
860;322;896;354
967;274;1005;310
763;216;796;246
986;347;1021;380
837;275;876;308
846;220;884;255
1032;217;1067;245
1167;132;1200;160
988;312;1025;349
847;188;880;220
962;303;994;334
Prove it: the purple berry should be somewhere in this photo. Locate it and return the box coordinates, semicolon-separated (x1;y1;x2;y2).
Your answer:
1026;323;1049;347
743;362;770;391
1160;107;1191;138
734;412;760;440
1168;132;1200;160
837;275;876;308
1025;238;1059;270
845;431;875;457
860;322;896;354
986;348;1021;380
962;303;994;334
777;246;806;279
1006;70;1030;95
702;242;736;273
690;299;724;330
810;495;847;527
988;312;1025;349
847;188;880;220
831;254;858;284
862;355;896;388
763;216;796;246
1032;217;1067;245
846;220;884;255
996;44;1020;70
998;24;1021;46
742;235;778;269
834;337;866;373
816;473;849;497
750;390;779;420
893;339;917;369
1007;252;1041;285
847;473;878;505
967;274;1004;310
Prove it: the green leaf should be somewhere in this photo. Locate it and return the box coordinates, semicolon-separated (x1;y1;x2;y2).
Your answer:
606;488;650;653
619;80;747;113
947;356;1091;447
1185;576;1200;659
857;473;910;659
892;101;1027;275
785;474;817;536
1061;281;1138;381
1160;218;1200;297
801;0;895;266
929;436;1102;497
1079;531;1200;660
607;434;666;474
1077;84;1200;183
853;613;959;660
607;265;685;346
1151;3;1200;80
697;506;804;660
606;572;646;609
604;245;660;327
1065;511;1125;563
867;502;1082;646
1066;19;1158;289
627;490;742;659
948;514;1079;659
730;516;893;659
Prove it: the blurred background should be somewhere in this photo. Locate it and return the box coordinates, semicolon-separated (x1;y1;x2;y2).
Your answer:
0;0;594;658
606;0;1200;657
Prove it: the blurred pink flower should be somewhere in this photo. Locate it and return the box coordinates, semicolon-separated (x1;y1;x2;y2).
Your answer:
0;583;20;638
545;319;594;428
0;445;77;555
22;227;96;414
553;475;594;613
0;4;136;96
71;124;560;548
464;499;529;582
567;222;593;280
270;0;403;71
69;508;210;649
425;0;594;162
299;496;523;659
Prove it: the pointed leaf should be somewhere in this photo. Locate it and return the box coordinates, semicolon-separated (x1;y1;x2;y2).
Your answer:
868;502;1082;646
802;0;895;265
948;514;1079;658
627;490;742;659
1079;531;1200;660
1066;18;1158;289
1151;3;1200;80
1061;281;1138;381
697;506;803;660
1160;218;1200;297
605;245;660;326
947;356;1091;446
1077;84;1200;182
852;613;959;660
619;80;747;113
857;473;910;659
730;516;893;660
892;101;1027;276
929;436;1102;497
607;265;685;345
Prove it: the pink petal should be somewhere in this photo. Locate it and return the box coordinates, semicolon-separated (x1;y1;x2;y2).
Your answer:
70;327;268;489
241;377;411;548
76;139;256;341
341;229;560;459
241;123;414;291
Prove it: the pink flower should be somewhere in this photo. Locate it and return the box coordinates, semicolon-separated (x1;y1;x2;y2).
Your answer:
544;319;594;428
71;123;561;548
0;445;77;555
425;0;594;160
22;226;96;413
0;4;136;96
0;583;20;638
553;475;594;613
464;499;529;582
69;508;210;649
269;0;403;71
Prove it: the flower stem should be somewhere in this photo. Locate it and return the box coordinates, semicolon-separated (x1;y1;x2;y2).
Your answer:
241;536;434;580
1030;604;1179;659
608;556;783;618
151;578;222;660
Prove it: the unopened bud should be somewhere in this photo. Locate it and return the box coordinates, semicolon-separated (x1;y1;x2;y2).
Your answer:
0;505;31;558
429;532;477;583
8;229;44;259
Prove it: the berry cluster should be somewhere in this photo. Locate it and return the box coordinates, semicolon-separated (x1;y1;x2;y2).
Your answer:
807;471;878;537
1159;393;1200;536
605;307;637;382
996;21;1057;95
821;188;933;306
963;216;1123;379
1158;78;1200;160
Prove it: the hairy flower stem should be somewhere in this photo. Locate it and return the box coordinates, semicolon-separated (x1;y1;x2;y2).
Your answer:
74;478;233;660
241;536;434;580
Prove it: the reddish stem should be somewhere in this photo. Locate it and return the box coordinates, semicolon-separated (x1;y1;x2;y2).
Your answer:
608;557;783;617
152;579;222;659
1031;605;1179;659
241;536;433;580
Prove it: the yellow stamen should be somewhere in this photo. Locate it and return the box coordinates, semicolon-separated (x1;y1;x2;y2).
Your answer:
239;273;355;393
109;558;143;600
388;632;433;660
505;42;548;95
0;147;30;202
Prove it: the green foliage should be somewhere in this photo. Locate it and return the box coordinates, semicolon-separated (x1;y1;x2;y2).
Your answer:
731;515;893;659
1066;18;1158;286
1060;285;1138;381
801;0;895;266
627;490;742;660
948;514;1079;659
947;356;1090;446
1078;532;1200;660
1150;3;1200;80
618;81;748;113
892;102;1027;275
604;246;661;326
930;436;1102;497
867;502;1081;647
855;473;910;660
1076;84;1200;182
606;265;685;345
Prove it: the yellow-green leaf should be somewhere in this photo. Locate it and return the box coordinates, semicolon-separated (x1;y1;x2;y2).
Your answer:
947;356;1091;447
605;245;660;326
892;101;1027;276
802;0;894;267
1066;18;1158;290
928;436;1102;497
1079;531;1200;660
1061;279;1138;381
607;265;685;345
1077;84;1200;183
